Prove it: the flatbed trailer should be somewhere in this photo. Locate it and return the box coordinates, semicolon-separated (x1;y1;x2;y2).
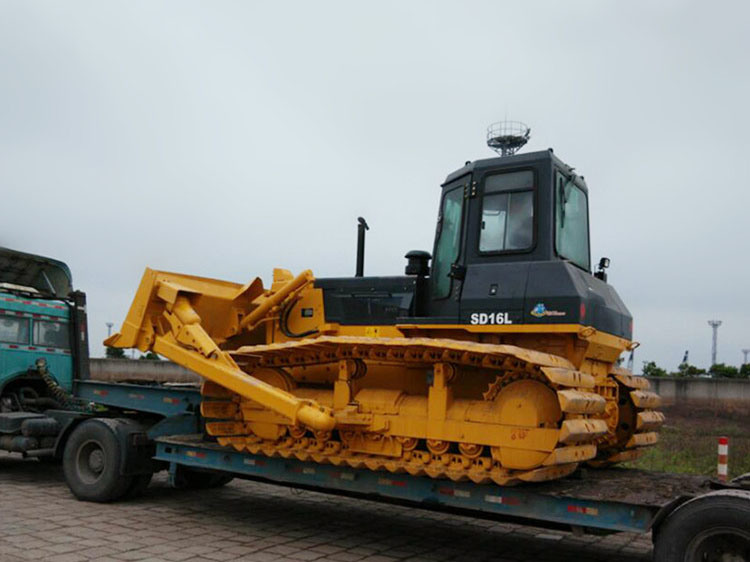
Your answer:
28;379;747;561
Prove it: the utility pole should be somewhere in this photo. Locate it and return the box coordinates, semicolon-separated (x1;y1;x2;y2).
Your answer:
708;320;722;367
742;349;750;365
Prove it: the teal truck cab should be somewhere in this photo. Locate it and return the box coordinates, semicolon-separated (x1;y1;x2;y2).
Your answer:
0;247;90;453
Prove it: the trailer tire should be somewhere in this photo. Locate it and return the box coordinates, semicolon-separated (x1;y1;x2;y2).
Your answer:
63;420;133;502
653;489;750;562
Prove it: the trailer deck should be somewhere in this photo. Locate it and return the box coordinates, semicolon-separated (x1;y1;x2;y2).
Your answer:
155;434;710;535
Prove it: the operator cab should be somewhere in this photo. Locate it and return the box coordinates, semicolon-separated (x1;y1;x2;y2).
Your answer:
426;148;631;338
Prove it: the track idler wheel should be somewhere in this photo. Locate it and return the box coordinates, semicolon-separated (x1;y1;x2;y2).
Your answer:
490;379;562;470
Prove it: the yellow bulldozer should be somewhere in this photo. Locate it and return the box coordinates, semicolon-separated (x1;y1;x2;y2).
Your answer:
107;128;663;486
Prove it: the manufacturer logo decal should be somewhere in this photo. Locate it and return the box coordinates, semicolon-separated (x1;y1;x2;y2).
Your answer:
470;312;513;325
530;303;566;318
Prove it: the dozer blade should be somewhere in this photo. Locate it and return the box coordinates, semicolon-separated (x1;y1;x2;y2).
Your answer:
105;268;335;432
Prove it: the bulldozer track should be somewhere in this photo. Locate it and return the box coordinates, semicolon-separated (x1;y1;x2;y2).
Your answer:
588;367;664;466
200;336;623;485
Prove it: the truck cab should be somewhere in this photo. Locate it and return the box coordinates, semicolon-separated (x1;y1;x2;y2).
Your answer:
0;248;89;414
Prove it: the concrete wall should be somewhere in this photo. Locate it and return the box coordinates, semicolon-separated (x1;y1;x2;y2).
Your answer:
89;358;200;384
646;376;750;406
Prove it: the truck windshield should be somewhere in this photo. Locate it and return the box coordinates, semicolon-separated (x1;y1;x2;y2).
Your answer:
431;186;463;299
555;172;590;270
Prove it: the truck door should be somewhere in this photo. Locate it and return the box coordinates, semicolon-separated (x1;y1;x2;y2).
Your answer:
428;175;469;320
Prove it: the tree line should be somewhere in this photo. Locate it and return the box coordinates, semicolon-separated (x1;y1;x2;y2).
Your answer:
642;360;750;378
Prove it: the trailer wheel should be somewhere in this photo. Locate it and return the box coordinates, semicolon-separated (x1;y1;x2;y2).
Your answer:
653;490;750;562
63;420;133;502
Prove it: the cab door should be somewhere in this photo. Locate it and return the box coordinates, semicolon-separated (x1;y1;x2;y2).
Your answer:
427;175;470;320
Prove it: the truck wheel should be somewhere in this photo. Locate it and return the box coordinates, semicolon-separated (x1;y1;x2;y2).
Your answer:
653;489;750;562
63;420;133;502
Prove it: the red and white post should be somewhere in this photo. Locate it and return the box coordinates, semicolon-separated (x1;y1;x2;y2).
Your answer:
717;436;729;482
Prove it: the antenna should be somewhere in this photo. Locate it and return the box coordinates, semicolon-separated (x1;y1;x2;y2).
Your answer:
486;121;531;156
708;320;722;367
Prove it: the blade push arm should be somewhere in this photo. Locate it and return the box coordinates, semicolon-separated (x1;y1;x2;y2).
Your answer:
105;268;334;432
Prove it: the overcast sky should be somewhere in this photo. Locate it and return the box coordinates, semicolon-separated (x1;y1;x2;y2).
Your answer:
1;1;748;372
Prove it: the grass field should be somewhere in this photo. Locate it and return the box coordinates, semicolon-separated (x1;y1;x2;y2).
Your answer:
626;405;750;478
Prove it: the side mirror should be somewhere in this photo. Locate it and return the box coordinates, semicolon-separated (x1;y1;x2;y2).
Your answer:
594;257;610;282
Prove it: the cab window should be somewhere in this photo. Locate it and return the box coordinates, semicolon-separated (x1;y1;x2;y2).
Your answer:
33;320;69;348
0;316;29;344
431;186;464;299
479;170;534;252
555;171;590;270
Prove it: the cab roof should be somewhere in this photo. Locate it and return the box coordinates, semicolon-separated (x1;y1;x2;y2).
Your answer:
0;247;73;298
442;148;575;186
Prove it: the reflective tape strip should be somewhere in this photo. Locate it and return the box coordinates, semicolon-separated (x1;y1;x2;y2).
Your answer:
718;436;729;481
437;487;471;498
567;505;599;516
0;296;66;310
378;478;406;487
0;342;70;354
185;451;206;459
243;458;265;466
485;495;520;506
329;471;355;481
289;466;317;474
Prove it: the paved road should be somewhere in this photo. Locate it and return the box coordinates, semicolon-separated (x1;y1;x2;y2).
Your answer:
0;452;652;562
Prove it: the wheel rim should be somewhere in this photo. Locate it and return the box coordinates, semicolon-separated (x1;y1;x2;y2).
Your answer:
76;439;106;485
686;527;750;562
